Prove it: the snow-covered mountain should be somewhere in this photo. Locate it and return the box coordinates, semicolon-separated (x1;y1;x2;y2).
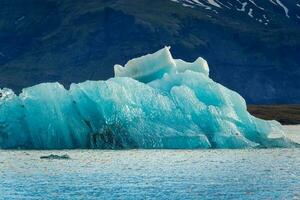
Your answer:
171;0;300;25
0;0;299;104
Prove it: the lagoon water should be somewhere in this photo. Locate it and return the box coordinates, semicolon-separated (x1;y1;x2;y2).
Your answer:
0;149;299;200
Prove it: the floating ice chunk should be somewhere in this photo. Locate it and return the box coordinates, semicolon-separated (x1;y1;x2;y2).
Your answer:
0;47;296;149
40;154;70;159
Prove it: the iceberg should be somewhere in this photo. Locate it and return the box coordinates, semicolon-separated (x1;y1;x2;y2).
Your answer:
0;47;295;149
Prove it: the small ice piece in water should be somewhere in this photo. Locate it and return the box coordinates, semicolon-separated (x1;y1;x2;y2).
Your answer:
40;154;70;159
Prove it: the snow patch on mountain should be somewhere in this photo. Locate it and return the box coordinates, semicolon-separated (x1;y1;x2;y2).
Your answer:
171;0;300;25
248;8;253;17
237;2;247;12
207;0;221;8
275;0;289;18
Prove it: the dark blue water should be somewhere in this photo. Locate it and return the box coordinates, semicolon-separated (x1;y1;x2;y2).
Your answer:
0;149;299;200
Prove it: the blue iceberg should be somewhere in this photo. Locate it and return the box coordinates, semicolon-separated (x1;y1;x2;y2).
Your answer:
0;47;295;149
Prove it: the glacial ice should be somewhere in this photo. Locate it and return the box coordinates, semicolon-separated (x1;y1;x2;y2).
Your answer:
0;47;295;149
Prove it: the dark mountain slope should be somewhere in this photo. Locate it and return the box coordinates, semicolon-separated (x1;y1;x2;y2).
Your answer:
0;0;299;103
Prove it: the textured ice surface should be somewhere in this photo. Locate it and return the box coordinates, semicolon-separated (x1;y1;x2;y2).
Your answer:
0;47;295;149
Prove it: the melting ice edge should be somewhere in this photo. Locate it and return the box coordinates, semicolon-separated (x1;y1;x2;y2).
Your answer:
0;47;296;149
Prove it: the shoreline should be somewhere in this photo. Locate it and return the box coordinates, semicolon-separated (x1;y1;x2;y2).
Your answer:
247;105;300;125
